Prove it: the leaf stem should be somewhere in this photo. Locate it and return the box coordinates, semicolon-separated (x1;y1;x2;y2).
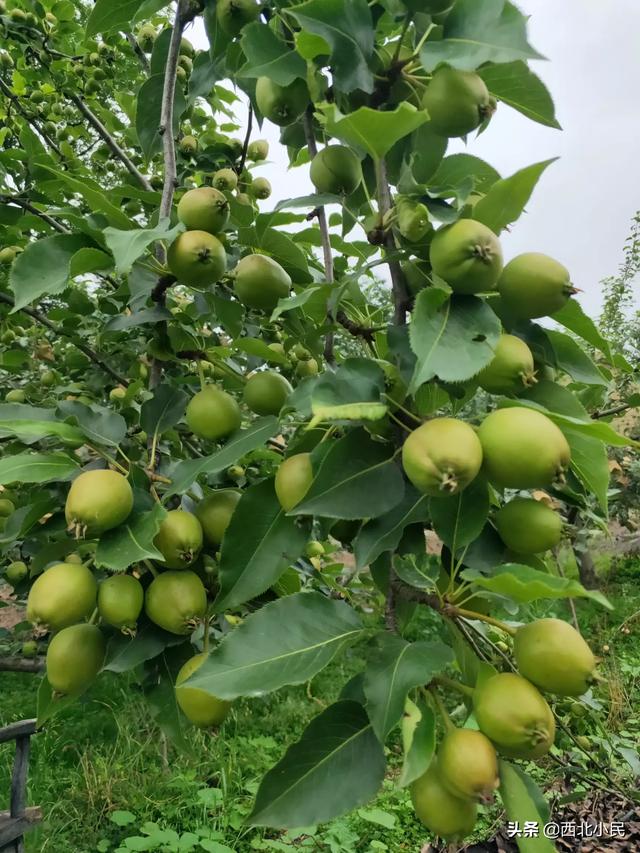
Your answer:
425;685;455;730
454;607;518;637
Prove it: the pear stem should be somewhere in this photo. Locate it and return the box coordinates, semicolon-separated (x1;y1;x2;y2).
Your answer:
454;607;517;637
426;686;455;731
143;559;158;578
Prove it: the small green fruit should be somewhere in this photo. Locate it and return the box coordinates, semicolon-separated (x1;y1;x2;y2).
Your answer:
498;253;575;319
275;453;313;512
514;618;596;696
247;139;269;161
46;624;105;697
22;641;38;659
0;498;15;516
397;199;431;243
154;510;203;569
430;219;503;294
477;334;537;394
213;168;238;191
179;38;194;58
109;386;127;402
65;469;133;537
176;652;232;727
144;570;207;635
243;371;292;415
177;187;229;234
27;562;97;631
309;145;362;196
495;498;563;555
216;0;260;37
167;231;227;288
179;135;198;156
256;77;309;126
411;765;477;840
186;386;241;441
250;177;272;199
98;574;144;634
5;389;26;403
195;490;241;547
423;66;493;138
473;673;555;758
478;407;571;489
295;358;319;378
6;561;28;585
233;254;291;311
305;540;325;558
402;418;483;496
437;728;500;801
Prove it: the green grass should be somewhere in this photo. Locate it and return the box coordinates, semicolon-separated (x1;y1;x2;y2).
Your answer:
1;575;638;853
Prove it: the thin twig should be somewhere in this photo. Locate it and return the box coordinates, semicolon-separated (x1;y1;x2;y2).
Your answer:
0;195;69;234
126;32;151;73
375;157;411;325
0;292;129;386
236;103;253;175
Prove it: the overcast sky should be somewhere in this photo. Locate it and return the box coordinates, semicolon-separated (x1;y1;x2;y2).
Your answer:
189;0;640;318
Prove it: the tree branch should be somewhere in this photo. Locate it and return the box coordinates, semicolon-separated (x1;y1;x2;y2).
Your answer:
593;402;633;419
236;103;253;176
375;157;411;325
68;94;153;191
0;292;130;387
336;310;385;342
0;194;69;234
126;32;151;73
303;109;335;365
0;657;45;674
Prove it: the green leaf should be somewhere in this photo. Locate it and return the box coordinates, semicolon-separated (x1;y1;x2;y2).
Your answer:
37;674;79;726
104;307;172;331
363;634;453;740
104;219;183;275
0;452;78;485
546;329;607;386
103;623;184;673
39;167;132;228
463;564;613;609
239;22;307;85
247;700;386;828
87;0;145;36
357;808;396;829
167;418;279;496
0;417;84;445
270;285;332;321
317;103;430;161
552;299;611;360
479;61;561;129
309;358;387;428
136;74;186;161
232;337;288;365
392;552;440;592
409;291;500;391
188;592;363;699
420;0;544;71
563;426;610;513
292;429;405;520
214;478;309;611
140;384;189;437
399;697;436;788
473;160;557;234
10;234;95;311
295;30;330;60
69;247;114;277
429;477;489;552
95;503;167;572
499;761;555;853
288;0;375;94
354;489;429;571
0;497;56;545
275;193;342;212
429;153;501;196
57;401;127;447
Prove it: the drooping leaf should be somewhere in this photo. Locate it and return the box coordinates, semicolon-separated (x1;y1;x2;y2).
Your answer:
214;479;309;611
354;489;429;570
140;384;189;436
309;358;387;427
363;634;453;740
247;701;386;828
104;219;182;275
0;452;78;485
429;153;501;196
291;429;405;520
563;426;610;513
552;299;612;360
188;593;363;699
103;624;185;673
57;401;128;447
546;330;607;386
37;675;78;727
239;22;307;85
473;159;557;234
429;477;490;552
95;503;167;572
10;234;95;311
399;697;436;788
0;418;85;446
0;497;57;545
409;291;500;391
317;103;430;161
499;761;555;853
479;61;561;129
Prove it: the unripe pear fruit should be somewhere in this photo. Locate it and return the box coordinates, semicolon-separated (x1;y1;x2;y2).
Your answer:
410;765;477;840
5;389;26;403
177;187;229;234
423;67;493;138
477;334;537;394
179;135;198;156
195;490;241;547
27;561;97;631
402;418;483;496
233;254;291;311
144;570;207;635
236;192;254;208
175;652;232;727
437;728;500;801
495;498;563;555
6;561;28;585
243;371;292;415
65;469;133;537
0;498;15;516
256;76;309;126
0;246;19;264
46;624;105;697
247;139;269;161
498;253;576;319
186;386;241;441
22;641;38;659
397;199;431;243
65;552;83;564
98;574;144;634
310;145;363;196
216;0;260;37
250;177;272;199
305;540;325;558
295;358;319;378
109;386;126;402
213;168;238;191
473;673;555;759
178;55;192;73
430;219;503;294
180;38;194;58
167;231;227;288
154;510;203;569
514;618;596;696
478;407;571;489
275;453;313;512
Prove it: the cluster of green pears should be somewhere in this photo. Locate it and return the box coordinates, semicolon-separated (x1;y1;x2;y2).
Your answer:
412;616;597;840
